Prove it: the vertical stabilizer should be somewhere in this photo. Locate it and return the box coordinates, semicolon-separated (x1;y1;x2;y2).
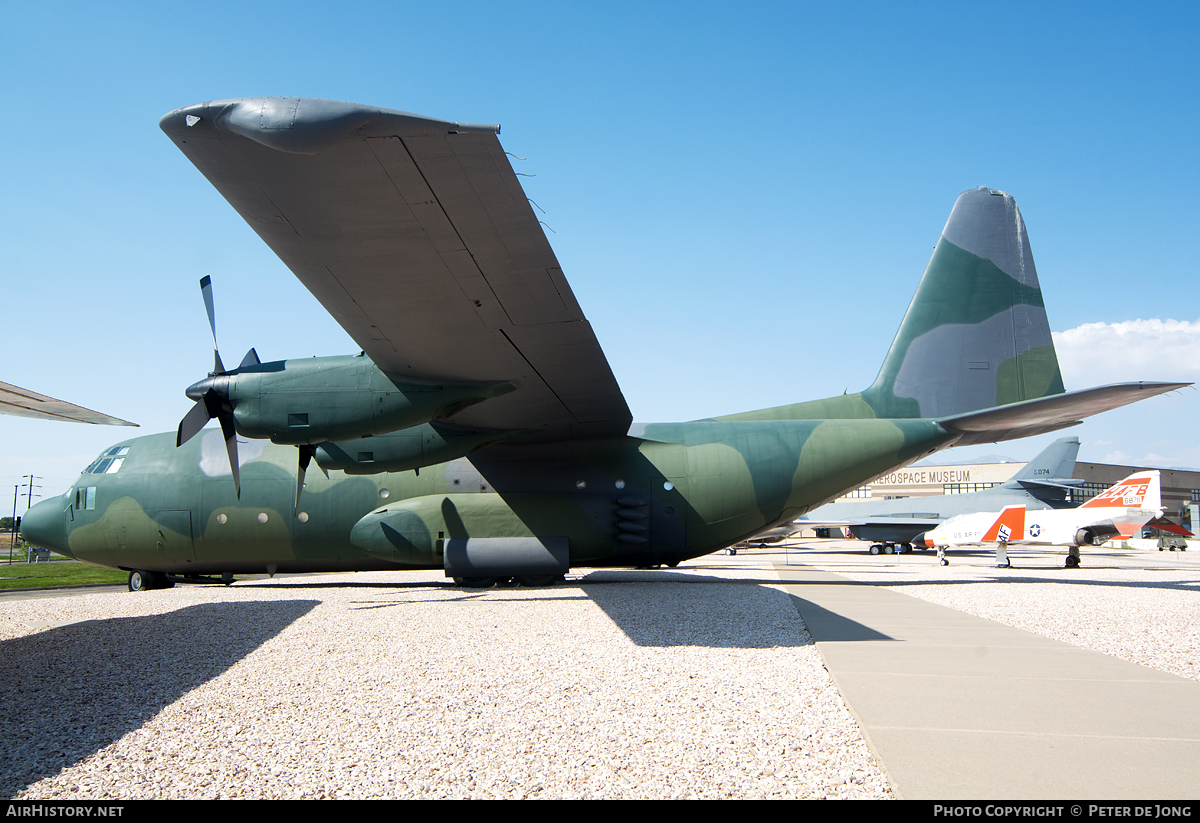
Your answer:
1011;437;1081;482
863;187;1065;418
1081;470;1161;511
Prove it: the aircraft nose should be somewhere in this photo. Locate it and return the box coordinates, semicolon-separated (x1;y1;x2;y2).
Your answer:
20;497;72;558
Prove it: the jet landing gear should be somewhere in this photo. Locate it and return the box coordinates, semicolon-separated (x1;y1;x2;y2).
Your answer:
869;542;914;555
127;570;174;592
1065;546;1082;569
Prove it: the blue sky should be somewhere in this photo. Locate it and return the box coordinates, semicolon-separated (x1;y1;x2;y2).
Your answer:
2;1;1198;509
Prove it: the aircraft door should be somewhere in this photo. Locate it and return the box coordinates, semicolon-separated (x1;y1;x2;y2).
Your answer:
149;510;197;563
650;476;687;562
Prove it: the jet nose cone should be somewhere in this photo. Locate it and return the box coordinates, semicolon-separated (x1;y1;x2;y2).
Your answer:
20;497;71;558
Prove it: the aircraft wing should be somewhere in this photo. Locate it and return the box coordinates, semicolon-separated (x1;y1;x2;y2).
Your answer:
793;515;942;543
0;382;137;426
160;98;631;441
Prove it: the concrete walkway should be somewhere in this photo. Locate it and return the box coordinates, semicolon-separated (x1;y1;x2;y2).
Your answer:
775;564;1200;799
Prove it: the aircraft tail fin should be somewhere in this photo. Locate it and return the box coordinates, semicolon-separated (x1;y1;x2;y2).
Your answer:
1080;470;1161;511
862;187;1064;419
982;505;1026;543
715;189;1187;430
1011;437;1081;482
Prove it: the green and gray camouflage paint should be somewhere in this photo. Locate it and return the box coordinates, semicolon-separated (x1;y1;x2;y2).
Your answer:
24;188;1118;582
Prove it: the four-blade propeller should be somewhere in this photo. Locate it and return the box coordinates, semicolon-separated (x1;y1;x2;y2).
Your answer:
175;276;259;499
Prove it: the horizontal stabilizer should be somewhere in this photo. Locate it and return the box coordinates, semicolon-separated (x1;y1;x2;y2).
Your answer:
1147;517;1193;538
938;382;1190;446
1012;478;1086;491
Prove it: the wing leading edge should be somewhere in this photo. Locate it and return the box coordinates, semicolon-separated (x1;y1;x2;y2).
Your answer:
160;97;630;442
0;382;136;427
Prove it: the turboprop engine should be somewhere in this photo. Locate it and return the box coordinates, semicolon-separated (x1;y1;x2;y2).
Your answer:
184;353;514;445
174;276;514;500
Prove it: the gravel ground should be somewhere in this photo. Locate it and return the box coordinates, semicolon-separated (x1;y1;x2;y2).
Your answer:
0;556;890;800
782;539;1200;681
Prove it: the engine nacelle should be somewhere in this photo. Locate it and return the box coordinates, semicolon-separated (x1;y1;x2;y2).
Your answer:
314;424;519;474
1074;525;1120;546
190;353;514;444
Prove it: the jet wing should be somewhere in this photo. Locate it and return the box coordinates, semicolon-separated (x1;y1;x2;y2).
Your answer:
0;382;137;426
793;515;942;542
160;98;631;441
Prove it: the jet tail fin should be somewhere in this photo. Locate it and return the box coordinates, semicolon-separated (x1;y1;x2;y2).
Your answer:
1011;437;1081;482
1080;470;1162;511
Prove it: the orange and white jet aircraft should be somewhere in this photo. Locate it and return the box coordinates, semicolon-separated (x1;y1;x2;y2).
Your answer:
922;471;1164;568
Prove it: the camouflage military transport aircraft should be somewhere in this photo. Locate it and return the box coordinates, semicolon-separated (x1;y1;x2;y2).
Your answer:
19;97;1188;591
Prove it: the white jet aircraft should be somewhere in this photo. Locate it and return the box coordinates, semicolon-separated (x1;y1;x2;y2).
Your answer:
922;470;1164;568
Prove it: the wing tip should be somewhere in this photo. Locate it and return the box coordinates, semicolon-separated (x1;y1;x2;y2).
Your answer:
160;97;500;155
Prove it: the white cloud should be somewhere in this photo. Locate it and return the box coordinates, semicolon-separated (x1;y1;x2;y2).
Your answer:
1053;318;1200;389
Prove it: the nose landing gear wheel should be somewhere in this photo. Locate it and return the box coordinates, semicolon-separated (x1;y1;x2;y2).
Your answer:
128;570;172;591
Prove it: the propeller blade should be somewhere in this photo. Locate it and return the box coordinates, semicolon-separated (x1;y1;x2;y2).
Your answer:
217;413;240;499
177;396;213;447
200;276;226;374
296;445;314;510
239;348;261;369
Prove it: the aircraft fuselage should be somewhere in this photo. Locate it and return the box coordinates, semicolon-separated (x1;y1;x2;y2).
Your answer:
24;417;953;577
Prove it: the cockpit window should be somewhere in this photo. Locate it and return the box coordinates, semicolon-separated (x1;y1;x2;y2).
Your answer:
75;487;96;510
84;446;129;474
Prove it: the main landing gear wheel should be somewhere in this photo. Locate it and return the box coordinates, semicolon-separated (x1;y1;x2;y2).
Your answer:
940;558;949;566
1064;555;1081;569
